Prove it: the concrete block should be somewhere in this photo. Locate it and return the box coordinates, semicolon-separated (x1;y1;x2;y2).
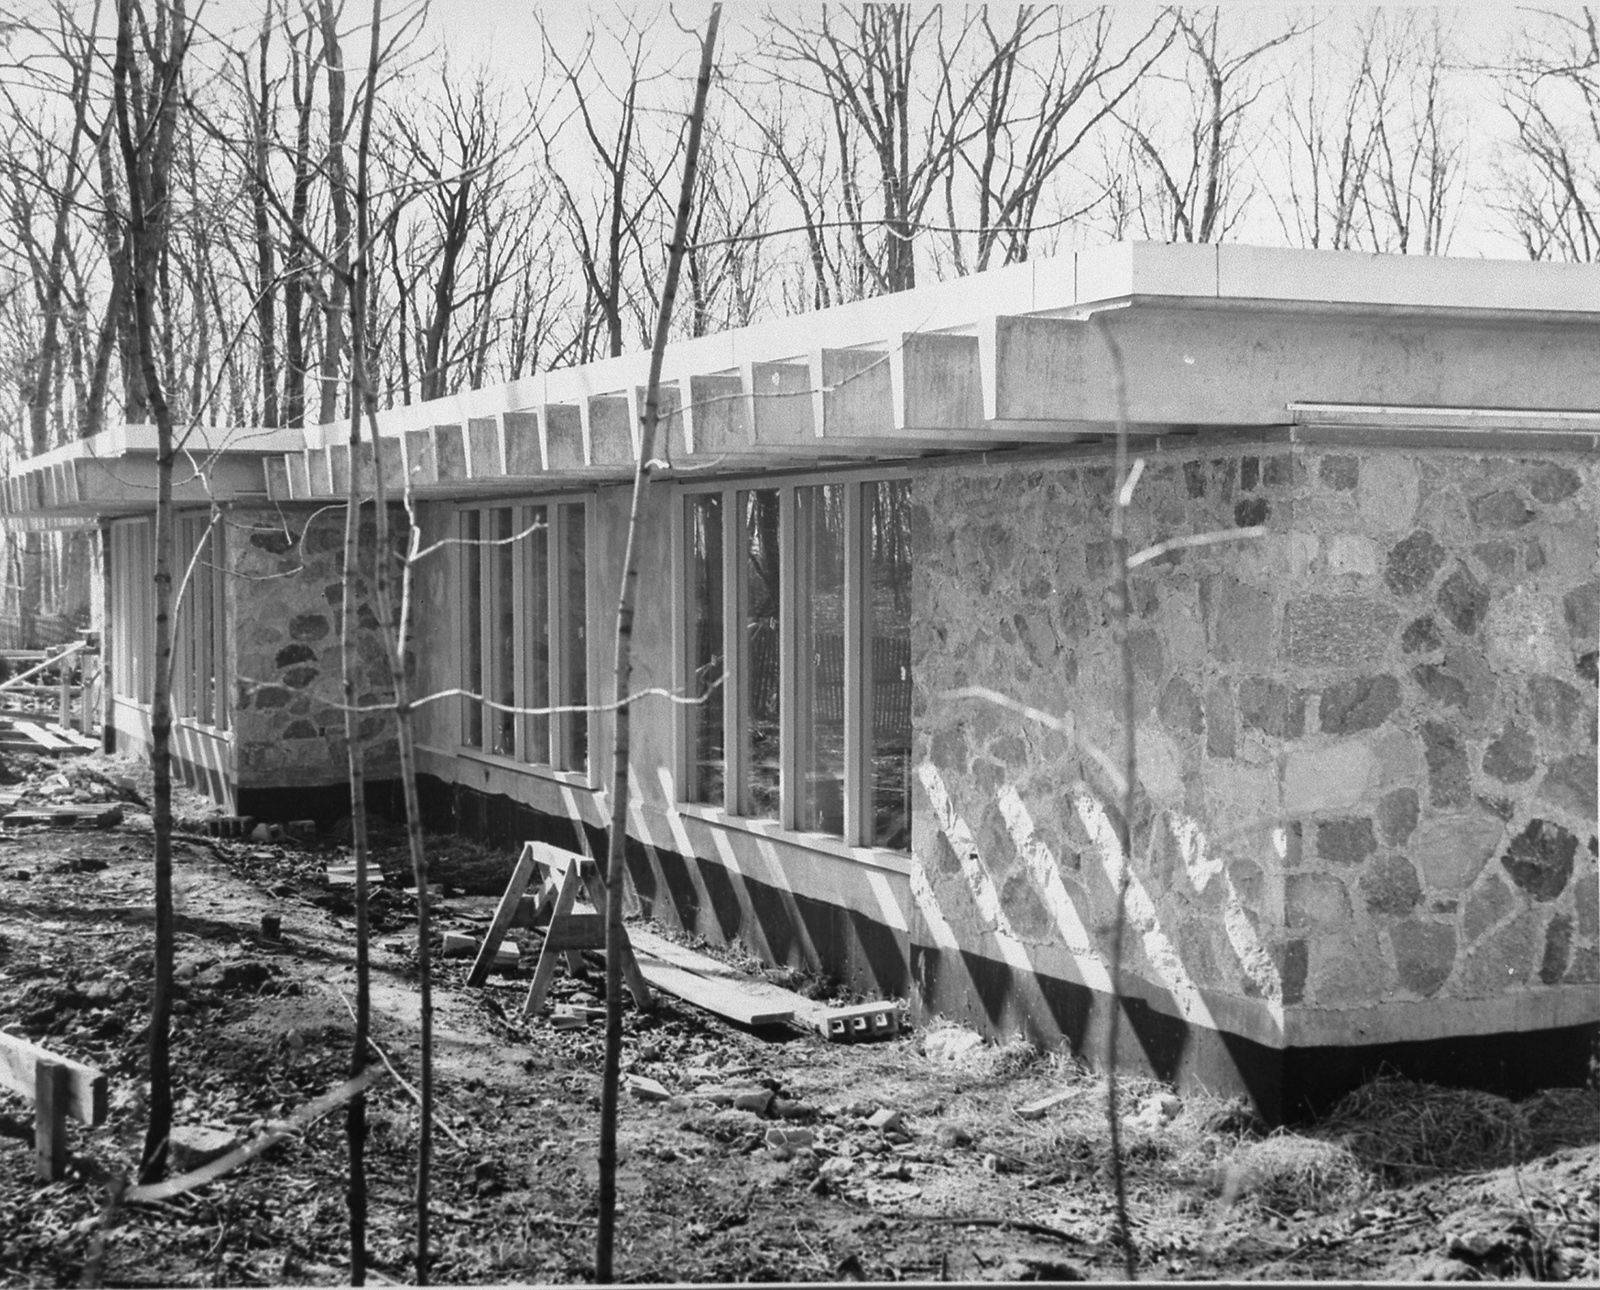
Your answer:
169;1125;240;1173
820;1001;906;1043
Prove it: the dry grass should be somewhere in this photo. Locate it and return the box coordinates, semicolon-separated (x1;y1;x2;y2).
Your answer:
1319;1075;1530;1183
1214;1132;1370;1214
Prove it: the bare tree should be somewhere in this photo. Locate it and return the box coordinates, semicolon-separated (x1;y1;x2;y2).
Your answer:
1113;9;1307;243
1497;7;1600;261
110;0;194;1183
535;10;679;360
1359;12;1465;255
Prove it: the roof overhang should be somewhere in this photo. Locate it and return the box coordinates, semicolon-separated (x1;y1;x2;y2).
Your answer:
5;242;1599;523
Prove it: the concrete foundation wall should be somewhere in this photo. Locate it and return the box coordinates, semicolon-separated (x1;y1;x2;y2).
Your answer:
229;506;401;792
913;440;1598;1070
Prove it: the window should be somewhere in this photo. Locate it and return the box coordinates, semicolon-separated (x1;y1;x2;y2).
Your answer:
109;518;155;703
174;513;228;728
459;500;589;772
680;476;912;850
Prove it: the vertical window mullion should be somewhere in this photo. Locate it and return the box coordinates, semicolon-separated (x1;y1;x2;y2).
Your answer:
549;505;567;768
778;485;796;832
513;505;528;761
215;524;229;730
844;483;867;847
671;488;688;798
721;488;743;815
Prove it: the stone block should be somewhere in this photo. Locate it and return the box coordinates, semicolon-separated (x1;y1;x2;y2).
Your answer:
1319;674;1400;734
1385;530;1447;595
1577;873;1598;939
1328;534;1378;576
1485;590;1569;674
1158;677;1204;736
1481;725;1536;783
1389;920;1456;997
1316;817;1376;865
274;643;316;668
1462;875;1514;943
1240;457;1260;491
1538;751;1598;821
1358;458;1419;534
1203;761;1279;824
1527;462;1581;504
1500;818;1578;900
1361;854;1422;916
1238;678;1304;738
1411;663;1468;712
1401;616;1443;654
1456;909;1539;995
289;613;331;642
1538;914;1572;984
1436;567;1490;636
1319;456;1359;491
1308;926;1388;1005
1282;741;1374;815
1204;684;1236;758
1286;872;1350;930
1211;580;1275;666
1377;788;1420;845
1284;596;1397;668
1275;938;1308;1004
1421;721;1470;808
1234;496;1270;527
1468;489;1534;529
1563;579;1600;644
1526;675;1584;734
1410;809;1504;893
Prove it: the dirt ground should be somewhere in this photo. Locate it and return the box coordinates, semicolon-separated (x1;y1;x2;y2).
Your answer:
0;749;1595;1287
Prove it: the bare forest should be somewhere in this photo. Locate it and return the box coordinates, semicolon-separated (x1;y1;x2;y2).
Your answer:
2;4;1599;643
0;4;1598;1287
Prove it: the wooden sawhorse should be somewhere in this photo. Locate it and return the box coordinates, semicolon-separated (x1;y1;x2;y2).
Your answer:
468;840;654;1018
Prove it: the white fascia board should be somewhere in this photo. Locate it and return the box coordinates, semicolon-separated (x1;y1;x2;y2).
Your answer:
17;423;305;472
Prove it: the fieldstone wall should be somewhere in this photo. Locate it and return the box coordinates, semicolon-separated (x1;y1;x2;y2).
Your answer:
913;442;1597;1048
230;506;402;789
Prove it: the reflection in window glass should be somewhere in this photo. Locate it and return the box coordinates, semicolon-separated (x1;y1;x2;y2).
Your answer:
795;484;845;836
560;503;588;771
525;505;550;762
687;493;724;804
741;489;781;818
491;508;516;756
462;509;483;749
869;480;913;850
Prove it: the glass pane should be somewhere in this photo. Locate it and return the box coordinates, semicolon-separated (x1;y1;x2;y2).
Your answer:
462;510;483;748
525;505;550;762
869;480;913;850
741;489;781;819
560;503;587;771
491;507;516;756
795;484;845;836
686;493;724;804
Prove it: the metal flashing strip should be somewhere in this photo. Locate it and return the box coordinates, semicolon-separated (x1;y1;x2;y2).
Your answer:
1289;402;1600;452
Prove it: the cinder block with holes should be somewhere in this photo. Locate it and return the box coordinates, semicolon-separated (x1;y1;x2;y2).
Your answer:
819;1001;906;1043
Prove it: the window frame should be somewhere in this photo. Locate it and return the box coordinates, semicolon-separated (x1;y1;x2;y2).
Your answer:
456;497;593;781
674;466;912;853
173;512;229;730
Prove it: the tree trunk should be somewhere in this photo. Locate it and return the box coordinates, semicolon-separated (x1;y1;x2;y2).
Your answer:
598;9;720;1280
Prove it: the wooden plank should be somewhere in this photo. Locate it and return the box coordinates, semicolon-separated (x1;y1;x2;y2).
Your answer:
632;955;796;1027
468;842;540;987
0;1033;107;1126
6;722;69;751
35;1060;68;1181
521;861;584;1017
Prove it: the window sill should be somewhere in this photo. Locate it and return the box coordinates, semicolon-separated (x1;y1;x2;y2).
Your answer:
455;746;597;793
672;801;913;877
